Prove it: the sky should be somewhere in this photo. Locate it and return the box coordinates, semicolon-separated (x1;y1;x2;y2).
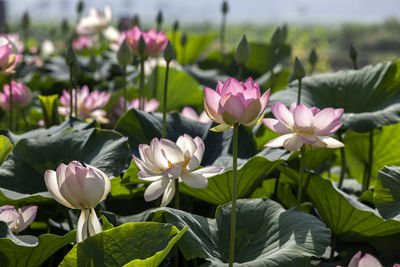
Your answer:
4;0;400;25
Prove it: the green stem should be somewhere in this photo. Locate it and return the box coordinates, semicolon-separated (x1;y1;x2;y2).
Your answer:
220;14;226;53
162;61;170;138
173;178;180;267
20;108;28;129
272;174;280;201
297;146;306;206
152;60;159;98
330;236;336;260
364;130;374;191
8;80;13;130
352;60;358;70
182;47;186;65
69;66;74;121
139;58;145;110
237;64;243;82
228;123;239;267
297;78;302;105
123;65;127;113
338;135;346;190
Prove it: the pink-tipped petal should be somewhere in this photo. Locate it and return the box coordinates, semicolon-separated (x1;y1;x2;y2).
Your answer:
358;253;382;267
180;172;208;188
293;104;313;129
262;118;291;134
44;170;74;209
271;101;294;128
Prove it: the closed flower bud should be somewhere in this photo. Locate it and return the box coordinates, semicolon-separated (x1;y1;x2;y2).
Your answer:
173;20;179;32
44;161;111;242
293;57;305;79
234;35;250;65
65;43;77;67
117;39;133;66
163;41;175;62
77;1;84;15
308;48;318;67
180;33;188;47
221;0;229;14
0;81;32;111
350;44;357;65
22;12;30;31
270;27;281;48
61;19;69;35
124;26;168;58
156;11;163;27
280;24;288;44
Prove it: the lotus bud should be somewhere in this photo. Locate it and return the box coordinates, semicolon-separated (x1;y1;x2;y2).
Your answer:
349;44;358;69
137;35;147;57
77;1;84;15
163;41;175;62
132;14;141;27
308;48;318;67
156;10;163;29
44;161;111;242
117;39;133;66
61;19;69;35
180;33;188;47
270;27;281;48
0;81;32;111
173;20;179;32
293;57;305;80
235;35;250;65
0;205;38;233
21;12;30;31
65;42;77;67
221;0;229;14
280;24;288;44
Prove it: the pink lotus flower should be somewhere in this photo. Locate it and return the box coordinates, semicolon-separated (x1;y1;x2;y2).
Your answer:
0;205;37;233
337;251;384;267
0;81;32;111
125;26;168;58
0;38;23;75
133;135;224;206
76;6;112;36
44;161;110;242
59;85;111;123
0;33;24;53
263;101;344;151
72;36;94;51
181;107;211;123
204;77;270;132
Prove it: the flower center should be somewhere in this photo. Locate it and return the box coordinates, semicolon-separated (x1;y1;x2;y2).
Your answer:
293;126;314;135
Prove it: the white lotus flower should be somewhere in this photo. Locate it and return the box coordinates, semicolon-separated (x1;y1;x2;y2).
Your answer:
0;205;37;233
44;161;110;242
76;6;112;36
133;134;224;206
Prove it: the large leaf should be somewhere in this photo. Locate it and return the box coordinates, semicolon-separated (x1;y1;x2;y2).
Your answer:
270;61;400;132
179;148;289;205
0;221;75;267
374;166;400;219
0;128;130;194
344;123;400;184
168;32;216;64
148;66;203;111
137;198;330;266
59;222;186;267
0;135;12;166
115;109;233;165
0;119;95;145
306;173;400;257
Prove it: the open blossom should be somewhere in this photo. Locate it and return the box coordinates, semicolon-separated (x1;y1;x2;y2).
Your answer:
181;107;211;123
44;161;110;242
0;205;37;233
73;36;94;51
0;38;23;75
125;26;168;58
76;6;112;35
59;85;111;123
0;81;32;111
263;101;344;151
41;40;56;57
133;135;224;206
204;77;270;132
